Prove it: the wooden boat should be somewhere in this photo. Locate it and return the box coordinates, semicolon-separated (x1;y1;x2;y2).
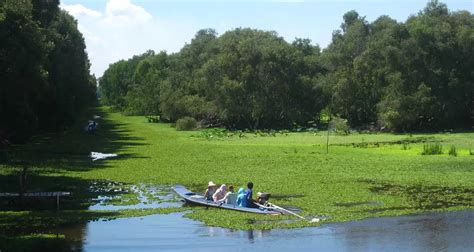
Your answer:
172;185;282;215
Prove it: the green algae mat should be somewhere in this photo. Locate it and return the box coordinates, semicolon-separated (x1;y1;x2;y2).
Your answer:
1;107;473;231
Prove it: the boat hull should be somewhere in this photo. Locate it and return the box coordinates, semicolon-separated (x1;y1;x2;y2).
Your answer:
172;185;282;215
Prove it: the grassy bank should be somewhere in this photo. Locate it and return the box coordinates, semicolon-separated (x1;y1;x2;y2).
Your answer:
1;107;473;232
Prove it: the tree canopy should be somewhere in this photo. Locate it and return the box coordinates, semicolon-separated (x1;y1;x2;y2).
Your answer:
100;0;473;132
0;0;96;143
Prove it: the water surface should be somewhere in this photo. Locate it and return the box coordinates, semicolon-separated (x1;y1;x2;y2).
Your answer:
57;210;474;251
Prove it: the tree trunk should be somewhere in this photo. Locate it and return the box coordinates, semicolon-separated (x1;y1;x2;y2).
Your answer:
18;166;27;206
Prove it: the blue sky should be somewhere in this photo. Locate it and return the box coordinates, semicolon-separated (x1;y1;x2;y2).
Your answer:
60;0;473;77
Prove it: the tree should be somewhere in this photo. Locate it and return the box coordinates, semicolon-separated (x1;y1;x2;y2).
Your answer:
99;1;473;132
0;0;97;142
0;0;50;142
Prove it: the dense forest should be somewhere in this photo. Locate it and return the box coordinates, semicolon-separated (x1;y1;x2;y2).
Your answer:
0;0;96;143
100;1;473;132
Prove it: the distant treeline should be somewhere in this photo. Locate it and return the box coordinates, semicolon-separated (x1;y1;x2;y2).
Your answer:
100;0;474;131
0;0;97;143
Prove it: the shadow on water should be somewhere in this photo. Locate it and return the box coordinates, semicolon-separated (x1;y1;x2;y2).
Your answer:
0;108;149;245
0;108;148;172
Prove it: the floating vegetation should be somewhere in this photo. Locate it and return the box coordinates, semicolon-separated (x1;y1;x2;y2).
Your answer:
448;145;457;157
194;128;235;140
334;201;382;207
193;128;291;140
358;138;368;148
421;143;443;155
401;142;410;150
88;182;181;210
89;180;128;194
337;136;435;148
361;179;474;211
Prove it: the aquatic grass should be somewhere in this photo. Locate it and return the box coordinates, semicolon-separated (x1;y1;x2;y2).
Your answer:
99;192;141;206
448;145;458;157
401;142;410;150
194;128;289;140
421;143;443;155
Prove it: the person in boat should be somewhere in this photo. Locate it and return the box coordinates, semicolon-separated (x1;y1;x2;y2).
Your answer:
244;182;258;208
217;185;237;204
236;187;246;207
204;181;217;200
87;121;98;133
256;192;271;205
212;184;227;202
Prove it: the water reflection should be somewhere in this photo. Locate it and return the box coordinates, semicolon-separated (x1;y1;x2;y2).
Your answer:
88;184;181;211
201;226;271;243
334;212;472;251
49;210;474;251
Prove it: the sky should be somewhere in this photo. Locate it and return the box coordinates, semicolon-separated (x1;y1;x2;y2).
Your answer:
60;0;474;77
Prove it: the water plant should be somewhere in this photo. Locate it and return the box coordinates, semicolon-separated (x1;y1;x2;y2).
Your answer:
197;128;231;139
448;145;457;157
355;138;368;148
2;108;473;237
401;142;410;150
421;143;443;155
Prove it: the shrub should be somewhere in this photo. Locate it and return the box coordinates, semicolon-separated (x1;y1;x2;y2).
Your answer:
421;143;443;155
448;145;457;157
470;148;474;156
330;116;350;135
175;117;197;131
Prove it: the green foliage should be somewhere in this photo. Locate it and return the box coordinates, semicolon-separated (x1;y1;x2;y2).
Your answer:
175;117;197;131
1;109;473;235
448;145;457;157
322;1;474;131
146;115;160;123
421;143;443;155
99;1;474;132
470;149;474;156
330;116;350;135
197;128;232;140
196;128;292;140
401;142;410;150
99;28;326;130
99;50;155;111
0;0;96;143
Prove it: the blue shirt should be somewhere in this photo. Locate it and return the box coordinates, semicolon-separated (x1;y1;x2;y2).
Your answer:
244;189;252;206
236;188;246;207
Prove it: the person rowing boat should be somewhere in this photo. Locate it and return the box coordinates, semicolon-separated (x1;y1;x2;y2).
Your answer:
173;185;282;215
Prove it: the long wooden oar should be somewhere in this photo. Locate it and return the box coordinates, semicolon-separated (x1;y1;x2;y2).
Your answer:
264;202;320;223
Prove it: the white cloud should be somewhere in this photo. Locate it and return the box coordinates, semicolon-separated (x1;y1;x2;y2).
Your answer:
61;0;197;77
61;4;102;18
104;0;153;25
